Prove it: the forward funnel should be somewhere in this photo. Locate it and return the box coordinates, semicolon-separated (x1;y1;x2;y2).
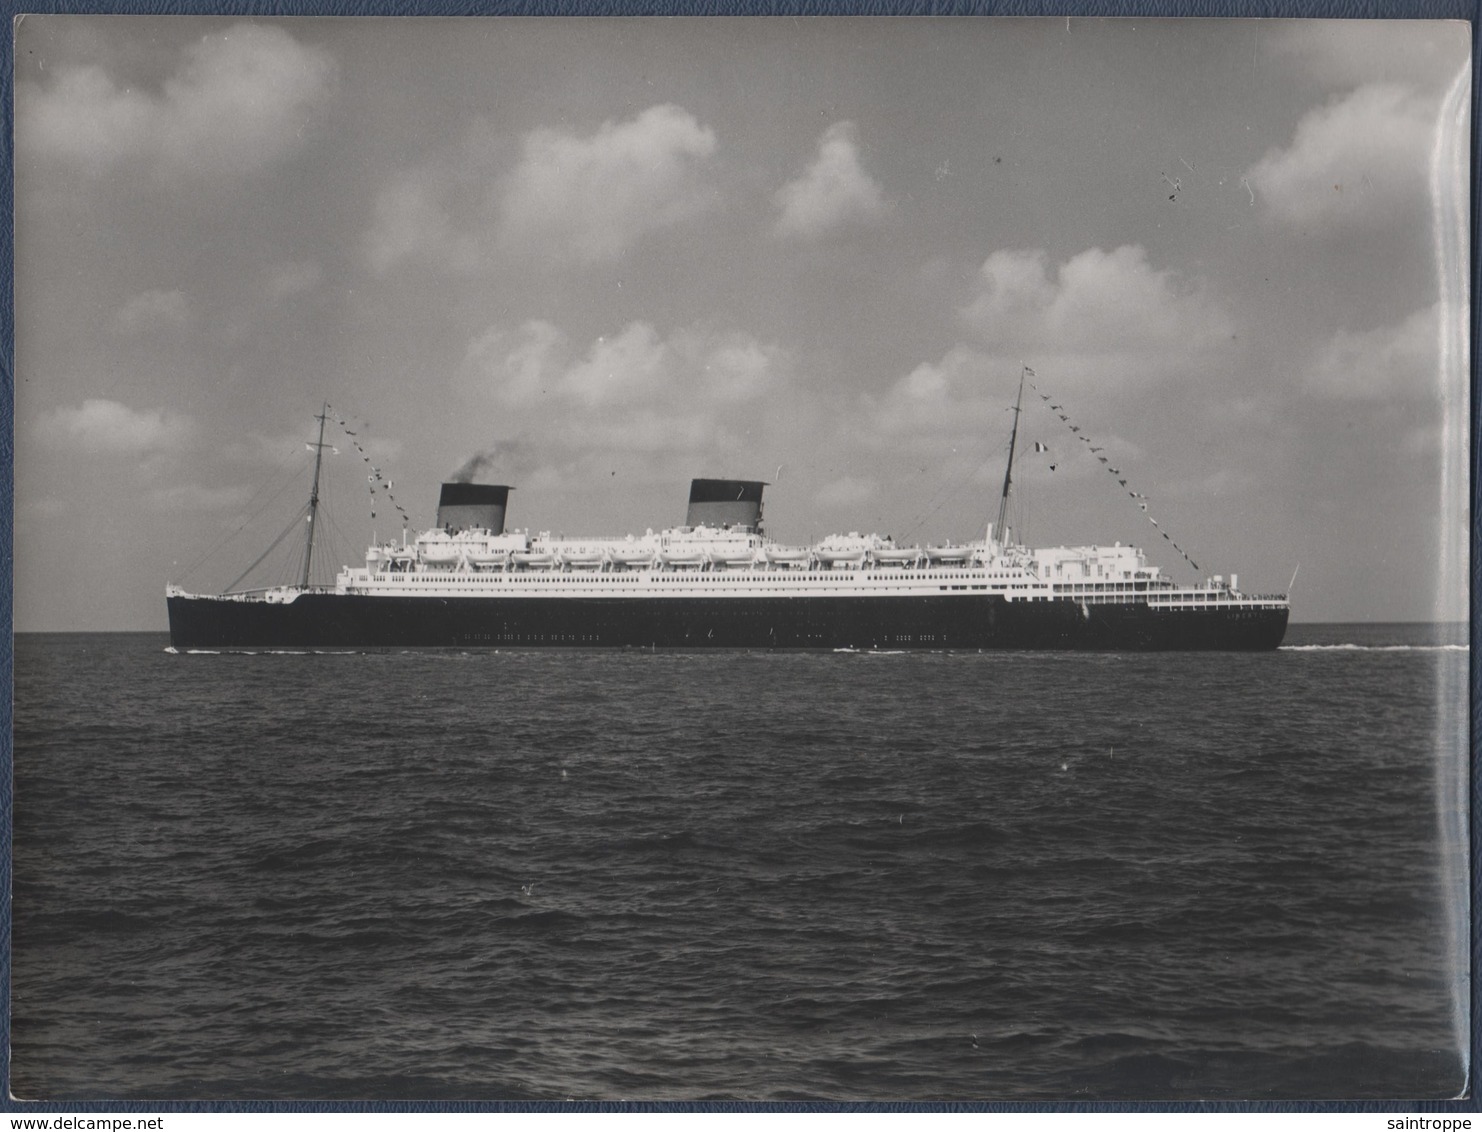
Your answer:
685;479;766;531
437;483;511;534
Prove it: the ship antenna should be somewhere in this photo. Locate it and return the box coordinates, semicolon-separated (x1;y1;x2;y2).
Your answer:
301;401;330;588
995;367;1028;550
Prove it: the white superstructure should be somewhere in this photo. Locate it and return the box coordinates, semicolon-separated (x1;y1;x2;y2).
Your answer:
272;522;1286;612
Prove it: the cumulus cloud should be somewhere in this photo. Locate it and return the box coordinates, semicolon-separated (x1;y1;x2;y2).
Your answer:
774;121;888;239
465;319;788;413
1244;84;1437;230
1305;303;1446;400
870;346;998;439
365;169;477;276
460;318;789;461
34;399;193;455
561;323;673;408
870;245;1233;445
17;23;336;179
113;288;189;335
498;104;718;265
462;320;568;405
962;245;1232;358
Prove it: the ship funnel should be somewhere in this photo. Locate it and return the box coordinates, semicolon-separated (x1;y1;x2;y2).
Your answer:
437;483;511;534
686;478;766;531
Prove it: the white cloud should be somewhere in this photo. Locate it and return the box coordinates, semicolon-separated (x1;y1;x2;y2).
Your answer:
696;333;780;403
113;288;189;335
870;346;998;440
561;323;673;408
460;319;789;464
365;169;477;276
34;399;193;455
498;104;718;265
1244;83;1437;230
461;320;569;406
17;23;336;179
962;245;1232;360
1305;303;1447;400
870;245;1233;447
774;121;888;239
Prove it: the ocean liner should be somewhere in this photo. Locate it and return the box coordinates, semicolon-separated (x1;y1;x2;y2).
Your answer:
166;389;1289;651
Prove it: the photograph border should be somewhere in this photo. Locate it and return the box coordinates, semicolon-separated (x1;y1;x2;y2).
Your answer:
1;0;1476;1116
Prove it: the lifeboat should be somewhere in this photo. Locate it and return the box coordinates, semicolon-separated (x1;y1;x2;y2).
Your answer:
419;542;461;566
466;548;512;568
872;547;921;566
511;551;557;569
611;548;657;568
764;547;811;566
660;549;708;568
712;551;759;569
562;551;607;570
815;547;868;566
925;545;973;564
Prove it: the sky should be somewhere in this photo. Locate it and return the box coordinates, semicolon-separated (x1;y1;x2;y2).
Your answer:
12;15;1471;630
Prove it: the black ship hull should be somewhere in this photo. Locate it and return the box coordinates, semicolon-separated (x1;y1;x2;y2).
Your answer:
167;592;1289;651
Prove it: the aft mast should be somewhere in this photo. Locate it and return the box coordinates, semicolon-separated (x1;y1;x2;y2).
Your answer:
994;367;1028;552
301;402;330;588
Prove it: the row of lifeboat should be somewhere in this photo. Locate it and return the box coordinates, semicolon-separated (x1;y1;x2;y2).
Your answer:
377;541;980;573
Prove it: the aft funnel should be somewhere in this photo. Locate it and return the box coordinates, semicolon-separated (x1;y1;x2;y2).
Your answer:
437;483;511;534
686;479;766;532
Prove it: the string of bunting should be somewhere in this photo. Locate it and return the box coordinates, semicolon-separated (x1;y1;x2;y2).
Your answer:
1021;369;1201;574
325;404;413;529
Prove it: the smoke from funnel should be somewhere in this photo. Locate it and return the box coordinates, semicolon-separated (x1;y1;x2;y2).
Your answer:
450;448;499;483
449;439;536;484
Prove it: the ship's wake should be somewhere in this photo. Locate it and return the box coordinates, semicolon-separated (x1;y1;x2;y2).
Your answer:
1280;644;1467;652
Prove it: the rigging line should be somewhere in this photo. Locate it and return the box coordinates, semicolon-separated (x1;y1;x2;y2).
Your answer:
306;449;348;587
174;450;310;583
311;468;341;587
898;447;1002;544
319;505;360;586
899;429;1010;543
224;503;311;594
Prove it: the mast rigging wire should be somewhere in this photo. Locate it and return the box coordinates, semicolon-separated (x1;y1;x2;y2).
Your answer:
224;503;312;594
174;448;310;586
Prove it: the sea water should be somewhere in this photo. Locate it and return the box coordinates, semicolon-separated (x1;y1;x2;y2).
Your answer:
10;624;1469;1101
